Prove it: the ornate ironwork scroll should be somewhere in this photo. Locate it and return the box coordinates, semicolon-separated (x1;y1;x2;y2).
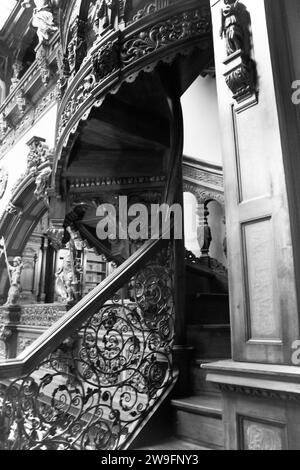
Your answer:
0;244;175;450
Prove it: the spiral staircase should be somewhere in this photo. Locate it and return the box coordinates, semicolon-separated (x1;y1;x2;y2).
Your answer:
0;0;230;450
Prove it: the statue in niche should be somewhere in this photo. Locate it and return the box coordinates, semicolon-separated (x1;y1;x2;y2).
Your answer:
92;0;120;35
220;0;250;56
55;231;80;304
4;257;24;306
32;0;58;44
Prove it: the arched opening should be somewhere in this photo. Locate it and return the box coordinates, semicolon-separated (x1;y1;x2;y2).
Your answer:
182;73;231;362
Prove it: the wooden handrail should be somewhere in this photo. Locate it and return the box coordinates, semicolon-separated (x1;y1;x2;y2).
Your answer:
0;234;168;380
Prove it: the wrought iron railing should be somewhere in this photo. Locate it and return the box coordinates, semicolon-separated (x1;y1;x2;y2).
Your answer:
0;237;176;450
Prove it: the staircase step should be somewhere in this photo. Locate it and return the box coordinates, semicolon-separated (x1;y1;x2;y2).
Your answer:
171;394;224;450
188;294;230;325
191;359;223;396
136;438;211;451
187;324;231;359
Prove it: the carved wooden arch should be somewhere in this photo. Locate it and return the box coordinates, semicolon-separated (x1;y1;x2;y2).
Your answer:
60;0;93;53
183;181;225;207
0;176;48;302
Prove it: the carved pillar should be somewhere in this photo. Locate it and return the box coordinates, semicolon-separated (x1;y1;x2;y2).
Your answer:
44;242;56;304
37;237;47;303
200;201;212;265
0;306;21;359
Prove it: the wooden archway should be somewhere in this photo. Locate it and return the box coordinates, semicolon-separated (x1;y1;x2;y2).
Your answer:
0;175;47;303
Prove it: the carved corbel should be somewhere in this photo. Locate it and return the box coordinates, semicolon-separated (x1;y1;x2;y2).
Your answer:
220;0;257;105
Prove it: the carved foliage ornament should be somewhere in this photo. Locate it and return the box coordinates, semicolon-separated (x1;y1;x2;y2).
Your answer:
220;0;257;104
121;8;212;66
58;6;212;137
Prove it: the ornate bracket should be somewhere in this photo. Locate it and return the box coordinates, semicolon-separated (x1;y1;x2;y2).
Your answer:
220;0;257;105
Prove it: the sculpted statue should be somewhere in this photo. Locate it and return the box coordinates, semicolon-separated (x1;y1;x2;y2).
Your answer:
220;0;246;56
34;163;52;202
4;257;24;306
55;233;80;304
32;0;58;44
92;0;120;35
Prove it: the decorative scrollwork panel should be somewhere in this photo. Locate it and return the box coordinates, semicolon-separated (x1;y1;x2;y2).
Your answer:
0;244;175;450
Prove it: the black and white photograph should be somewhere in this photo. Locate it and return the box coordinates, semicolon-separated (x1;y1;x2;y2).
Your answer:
0;0;299;454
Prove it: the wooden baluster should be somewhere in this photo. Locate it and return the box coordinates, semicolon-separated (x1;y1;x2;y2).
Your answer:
201;201;212;266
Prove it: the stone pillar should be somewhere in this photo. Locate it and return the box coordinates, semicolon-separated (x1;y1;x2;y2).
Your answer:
202;0;300;450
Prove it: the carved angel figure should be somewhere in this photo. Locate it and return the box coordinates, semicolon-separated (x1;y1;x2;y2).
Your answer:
4;257;24;306
220;0;245;56
32;0;58;44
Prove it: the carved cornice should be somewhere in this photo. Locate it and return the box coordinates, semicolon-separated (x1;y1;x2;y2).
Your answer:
218;383;300;404
69;174;166;191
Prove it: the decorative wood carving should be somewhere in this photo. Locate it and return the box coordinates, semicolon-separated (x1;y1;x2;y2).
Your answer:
92;40;120;80
26;136;53;203
219;383;300;403
57;3;212;141
36;44;51;87
121;8;211;66
31;0;58;45
243;420;283;450
220;0;257;104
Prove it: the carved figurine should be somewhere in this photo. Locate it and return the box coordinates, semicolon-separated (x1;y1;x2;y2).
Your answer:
92;0;119;36
55;233;80;304
32;0;58;44
220;0;245;56
4;257;24;306
34;163;52;202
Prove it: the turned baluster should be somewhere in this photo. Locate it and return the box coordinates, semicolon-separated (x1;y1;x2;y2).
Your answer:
201;201;212;264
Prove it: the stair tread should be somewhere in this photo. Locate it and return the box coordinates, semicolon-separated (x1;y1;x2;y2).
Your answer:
171;394;223;416
136;438;211;450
